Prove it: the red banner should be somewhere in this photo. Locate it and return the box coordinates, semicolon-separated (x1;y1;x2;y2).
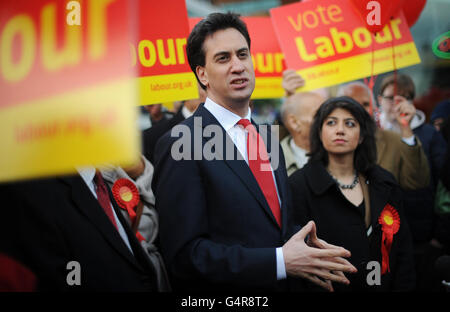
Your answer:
136;0;191;77
135;0;198;104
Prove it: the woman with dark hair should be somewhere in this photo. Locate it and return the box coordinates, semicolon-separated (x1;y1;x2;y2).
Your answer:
289;96;416;291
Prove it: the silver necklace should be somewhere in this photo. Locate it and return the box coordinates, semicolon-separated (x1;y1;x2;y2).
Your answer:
329;171;359;190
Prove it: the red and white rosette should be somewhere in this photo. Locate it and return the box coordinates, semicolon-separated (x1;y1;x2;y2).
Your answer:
378;203;400;274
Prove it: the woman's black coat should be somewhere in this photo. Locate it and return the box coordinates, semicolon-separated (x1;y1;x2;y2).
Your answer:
289;160;416;291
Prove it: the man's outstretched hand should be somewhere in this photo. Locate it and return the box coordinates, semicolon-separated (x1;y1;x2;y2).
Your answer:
282;221;357;292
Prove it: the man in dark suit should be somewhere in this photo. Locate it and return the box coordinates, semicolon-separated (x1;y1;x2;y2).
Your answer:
152;12;357;292
0;168;157;291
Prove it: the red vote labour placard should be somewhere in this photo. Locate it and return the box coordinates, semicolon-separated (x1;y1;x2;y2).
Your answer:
270;0;421;91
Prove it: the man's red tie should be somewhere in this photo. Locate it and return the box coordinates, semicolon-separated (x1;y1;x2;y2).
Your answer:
94;171;118;230
237;119;281;227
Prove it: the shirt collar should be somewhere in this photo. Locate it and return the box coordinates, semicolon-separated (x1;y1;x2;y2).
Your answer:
204;97;251;131
290;137;308;159
181;105;194;119
77;166;96;187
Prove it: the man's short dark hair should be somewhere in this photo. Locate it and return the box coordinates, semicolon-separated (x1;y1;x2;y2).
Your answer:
379;73;416;100
308;96;377;174
186;12;251;90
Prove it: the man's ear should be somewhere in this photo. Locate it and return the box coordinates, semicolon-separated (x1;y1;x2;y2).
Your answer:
286;114;300;133
196;66;208;89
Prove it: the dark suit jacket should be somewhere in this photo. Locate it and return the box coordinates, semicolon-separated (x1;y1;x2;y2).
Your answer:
289;161;416;291
152;104;295;292
0;175;157;291
403;124;448;243
143;108;186;164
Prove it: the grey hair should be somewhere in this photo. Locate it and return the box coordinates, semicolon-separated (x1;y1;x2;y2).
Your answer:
337;81;377;108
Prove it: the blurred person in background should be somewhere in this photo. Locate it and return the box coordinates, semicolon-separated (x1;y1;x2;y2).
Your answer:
100;156;171;291
434;113;450;256
280;91;324;175
430;99;450;132
378;72;448;291
0;160;159;291
143;84;206;164
378;73;447;189
144;103;174;128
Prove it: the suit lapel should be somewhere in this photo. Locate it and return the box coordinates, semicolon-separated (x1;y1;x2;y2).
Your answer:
108;188;156;276
196;105;282;229
60;175;141;269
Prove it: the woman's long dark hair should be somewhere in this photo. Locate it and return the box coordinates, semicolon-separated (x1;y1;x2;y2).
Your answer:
308;96;377;174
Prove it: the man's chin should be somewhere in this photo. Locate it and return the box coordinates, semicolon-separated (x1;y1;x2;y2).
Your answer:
230;87;254;101
231;94;252;105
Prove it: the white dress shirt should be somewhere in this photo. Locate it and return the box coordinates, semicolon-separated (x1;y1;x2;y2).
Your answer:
290;137;309;169
77;167;134;254
203;97;287;280
181;105;195;119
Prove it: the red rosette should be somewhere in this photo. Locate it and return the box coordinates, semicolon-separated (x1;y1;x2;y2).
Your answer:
112;178;140;224
378;203;400;274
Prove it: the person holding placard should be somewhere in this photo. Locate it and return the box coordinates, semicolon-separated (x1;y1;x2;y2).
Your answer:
378;73;448;291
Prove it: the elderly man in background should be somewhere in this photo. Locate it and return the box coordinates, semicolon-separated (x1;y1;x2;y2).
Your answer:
280;92;324;175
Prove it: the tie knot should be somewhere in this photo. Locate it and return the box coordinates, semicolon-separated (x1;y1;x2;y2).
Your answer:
94;171;106;189
237;118;252;129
